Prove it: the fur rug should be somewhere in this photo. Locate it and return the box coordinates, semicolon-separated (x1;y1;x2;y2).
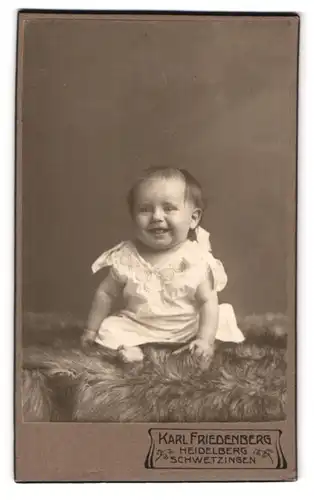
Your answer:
22;312;287;422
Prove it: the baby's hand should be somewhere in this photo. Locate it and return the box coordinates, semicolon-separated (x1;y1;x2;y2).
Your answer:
188;338;215;360
81;328;97;349
173;338;215;361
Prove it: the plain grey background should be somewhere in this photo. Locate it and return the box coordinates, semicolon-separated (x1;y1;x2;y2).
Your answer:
21;16;298;318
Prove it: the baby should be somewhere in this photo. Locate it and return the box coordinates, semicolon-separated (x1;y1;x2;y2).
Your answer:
82;167;244;363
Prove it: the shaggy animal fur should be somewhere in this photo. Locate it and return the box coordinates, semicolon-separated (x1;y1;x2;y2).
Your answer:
22;312;287;422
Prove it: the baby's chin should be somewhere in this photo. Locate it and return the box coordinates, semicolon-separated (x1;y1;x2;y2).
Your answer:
136;234;185;252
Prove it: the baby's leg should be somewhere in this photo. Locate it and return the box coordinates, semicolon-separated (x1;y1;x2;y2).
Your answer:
96;316;146;363
117;345;144;363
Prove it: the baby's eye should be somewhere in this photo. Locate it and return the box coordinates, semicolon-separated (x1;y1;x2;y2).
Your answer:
164;205;178;212
138;206;151;213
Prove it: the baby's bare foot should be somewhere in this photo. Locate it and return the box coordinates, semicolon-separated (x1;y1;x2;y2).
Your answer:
117;346;144;363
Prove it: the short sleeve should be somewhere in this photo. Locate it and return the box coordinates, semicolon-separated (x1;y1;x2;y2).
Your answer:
91;241;131;285
205;252;228;292
108;265;128;286
181;241;228;293
97;269;125;298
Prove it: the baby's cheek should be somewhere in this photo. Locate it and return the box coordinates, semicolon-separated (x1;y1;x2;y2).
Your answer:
169;213;187;227
135;214;148;228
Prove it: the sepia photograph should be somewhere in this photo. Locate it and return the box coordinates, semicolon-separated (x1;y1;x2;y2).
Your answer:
15;10;298;481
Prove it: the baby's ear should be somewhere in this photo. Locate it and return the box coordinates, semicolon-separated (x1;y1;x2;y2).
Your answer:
190;208;202;229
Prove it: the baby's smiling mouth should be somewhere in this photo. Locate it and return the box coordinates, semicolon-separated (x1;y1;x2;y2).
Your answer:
148;227;169;235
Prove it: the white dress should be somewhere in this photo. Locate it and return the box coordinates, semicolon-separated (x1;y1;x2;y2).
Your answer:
91;228;244;349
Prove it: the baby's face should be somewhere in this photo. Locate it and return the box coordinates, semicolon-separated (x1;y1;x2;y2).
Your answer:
132;177;201;251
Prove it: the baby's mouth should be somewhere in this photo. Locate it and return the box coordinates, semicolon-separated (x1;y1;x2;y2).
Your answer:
148;228;169;235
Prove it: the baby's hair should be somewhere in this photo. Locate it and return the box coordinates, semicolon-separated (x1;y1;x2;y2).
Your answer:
127;166;207;214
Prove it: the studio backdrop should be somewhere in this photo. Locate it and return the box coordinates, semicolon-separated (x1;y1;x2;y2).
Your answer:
21;17;297;320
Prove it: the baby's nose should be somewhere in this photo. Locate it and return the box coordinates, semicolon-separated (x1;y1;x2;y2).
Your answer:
151;207;164;220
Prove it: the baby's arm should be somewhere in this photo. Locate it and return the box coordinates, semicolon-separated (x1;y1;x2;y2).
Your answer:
174;272;219;359
82;271;123;347
194;277;219;354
